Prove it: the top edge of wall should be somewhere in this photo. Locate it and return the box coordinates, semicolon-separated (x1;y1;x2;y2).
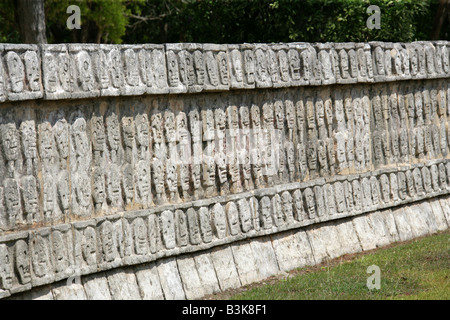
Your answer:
0;41;449;104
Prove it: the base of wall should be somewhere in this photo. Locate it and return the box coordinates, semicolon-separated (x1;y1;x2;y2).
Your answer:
7;195;450;300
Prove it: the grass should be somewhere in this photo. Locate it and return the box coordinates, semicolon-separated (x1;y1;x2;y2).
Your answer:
226;230;450;300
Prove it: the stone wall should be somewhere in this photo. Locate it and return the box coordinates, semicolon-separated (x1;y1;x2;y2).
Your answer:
0;41;449;299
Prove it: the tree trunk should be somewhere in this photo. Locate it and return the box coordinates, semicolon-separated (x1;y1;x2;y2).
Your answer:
431;0;450;40
15;0;47;44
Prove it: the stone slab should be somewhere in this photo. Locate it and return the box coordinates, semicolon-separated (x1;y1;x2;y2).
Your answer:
334;219;363;255
378;209;401;243
106;269;141;300
134;263;165;300
368;211;391;248
305;225;329;263
20;285;54;300
83;272;112;300
404;204;431;238
439;197;450;225
428;199;449;231
194;253;221;296
320;223;345;259
417;201;439;234
157;257;186;300
176;255;205;300
249;236;279;279
209;246;241;291
230;241;261;286
352;215;377;251
52;282;87;300
392;207;415;242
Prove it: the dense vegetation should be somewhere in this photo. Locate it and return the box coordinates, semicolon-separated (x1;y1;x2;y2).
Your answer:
0;0;448;44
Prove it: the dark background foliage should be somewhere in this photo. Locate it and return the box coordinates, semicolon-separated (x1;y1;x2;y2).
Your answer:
0;0;448;44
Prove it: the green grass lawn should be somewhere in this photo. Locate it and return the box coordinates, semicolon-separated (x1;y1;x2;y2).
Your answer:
229;230;450;300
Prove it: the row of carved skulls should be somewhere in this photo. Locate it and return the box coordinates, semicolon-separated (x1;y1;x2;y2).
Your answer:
1;159;449;292
1;42;449;102
0;82;449;231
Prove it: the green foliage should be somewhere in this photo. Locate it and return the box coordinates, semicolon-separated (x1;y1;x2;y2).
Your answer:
46;0;144;43
0;0;446;44
0;0;20;43
124;0;444;44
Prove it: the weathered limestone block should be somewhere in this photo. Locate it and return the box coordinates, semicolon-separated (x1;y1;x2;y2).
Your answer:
271;230;315;271
405;42;427;79
428;199;449;231
139;44;169;95
287;43;313;86
73;221;97;275
404;204;432;238
165;44;188;94
106;268;141;300
0;232;32;296
203;44;230;91
82;272;113;300
305;225;329;264
378;209;401;243
417;201;439;234
254;44;273;88
193;253;220;296
438;196;450;226
134;263;164;300
392;207;415;242
334;219;362;254
352;214;377;251
176;255;206;299
315;43;336;85
1;44;43;101
249;236;279;279
267;44;291;88
228;44;254;89
30;228;54;287
230;241;261;286
168;43;202;93
319;223;345;259
209;246;241;291
156;257;186;300
368;211;391;248
11;285;54;300
51;224;74;282
335;43;358;84
52;282;87;300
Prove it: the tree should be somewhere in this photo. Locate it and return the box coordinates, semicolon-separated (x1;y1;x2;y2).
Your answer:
14;0;47;44
431;0;450;39
46;0;144;44
0;0;447;44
